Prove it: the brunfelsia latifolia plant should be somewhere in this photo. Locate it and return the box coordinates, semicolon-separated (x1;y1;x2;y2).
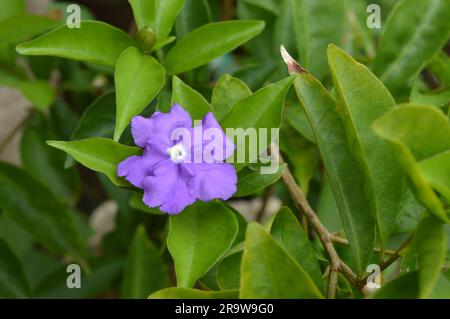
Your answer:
0;0;449;299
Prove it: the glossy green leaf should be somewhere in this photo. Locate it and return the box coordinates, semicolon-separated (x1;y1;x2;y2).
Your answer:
292;69;374;274
165;20;265;74
0;163;85;261
21;116;79;205
114;47;166;141
47;138;141;187
221;76;294;171
415;216;447;298
175;0;212;40
0;238;29;298
167;201;238;288
270;207;324;292
19;80;55;110
216;251;242;290
149;288;238;299
291;0;346;80
0;14;61;44
372;0;450;95
373;104;450;222
240;222;323;298
16;21;136;67
235;163;285;197
129;0;184;40
122;226;168;298
211;74;252;121
372;272;419;299
329;44;412;248
171;76;212;120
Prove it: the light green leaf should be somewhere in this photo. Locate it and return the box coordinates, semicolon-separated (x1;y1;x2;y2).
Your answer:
149;288;238;299
122;226;168;299
165;20;265;74
415;216;447;298
0;14;61;44
16;21;136;67
221;76;294;171
171;75;212;120
373;104;450;223
0;0;25;21
211;74;252;121
0;163;85;262
0;238;29;298
129;0;184;40
216;250;242;290
291;0;346;80
19;80;55;110
372;272;419;299
410;78;450;108
240;222;323;298
292;69;374;275
328;44;412;248
167;201;238;288
270;207;324;292
114;47;166;141
47;138;141;187
419;150;450;201
235;163;285;197
372;0;450;95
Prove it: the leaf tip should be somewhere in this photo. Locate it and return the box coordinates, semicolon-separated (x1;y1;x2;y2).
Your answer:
280;45;305;75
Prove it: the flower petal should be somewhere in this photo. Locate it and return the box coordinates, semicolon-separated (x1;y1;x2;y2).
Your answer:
184;163;237;201
142;160;195;214
199;112;235;161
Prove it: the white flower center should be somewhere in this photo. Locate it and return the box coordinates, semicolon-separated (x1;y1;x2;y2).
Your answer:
167;143;187;163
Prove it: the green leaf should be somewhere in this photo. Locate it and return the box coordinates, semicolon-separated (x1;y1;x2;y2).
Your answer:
240;222;323;298
167;201;238;288
419;150;450;201
328;44;412;248
165;20;265;74
19;80;55;110
242;0;281;15
221;76;294;171
235;163;285;197
0;163;85;261
129;0;184;40
16;21;136;67
175;0;212;40
411;77;450;108
284;106;315;144
47;138;141;187
21;115;79;205
0;238;30;298
0;0;25;21
373;104;450;223
211;74;252;121
292;69;374;275
114;47;166;141
0;14;61;44
270;207;324;292
171;75;212;120
372;0;450;96
122;226;168;298
149;288;238;299
415;216;447;298
216;250;242;290
372;272;419;299
129;193;164;215
291;0;346;80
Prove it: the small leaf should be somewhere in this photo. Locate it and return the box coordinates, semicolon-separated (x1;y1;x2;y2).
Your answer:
47;138;141;187
0;14;61;44
149;288;238;299
0;238;30;298
240;222;323;298
16;21;136;67
121;226;169;298
415;216;447;298
19;80;55;110
167;201;238;288
165;20;265;74
211;74;252;121
114;47;166;141
170;75;212;120
373;0;450;96
235;163;285;197
270;207;324;292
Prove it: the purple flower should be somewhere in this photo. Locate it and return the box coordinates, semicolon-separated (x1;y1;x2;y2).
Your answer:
117;104;237;214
